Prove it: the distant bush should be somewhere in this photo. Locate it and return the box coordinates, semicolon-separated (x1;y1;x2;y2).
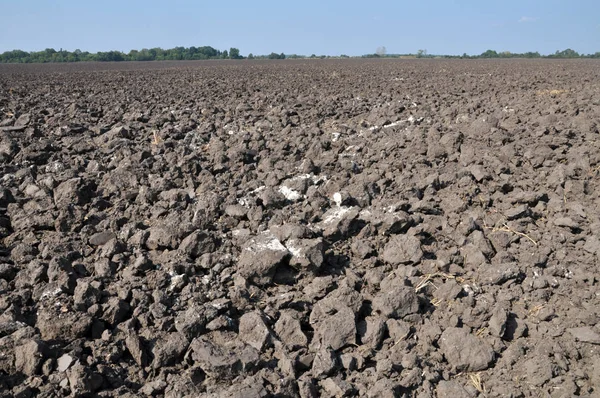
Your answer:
267;52;286;59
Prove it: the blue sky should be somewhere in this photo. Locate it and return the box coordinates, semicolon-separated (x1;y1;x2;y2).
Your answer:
1;0;598;56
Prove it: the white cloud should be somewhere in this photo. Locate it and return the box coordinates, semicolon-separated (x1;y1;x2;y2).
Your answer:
518;16;538;23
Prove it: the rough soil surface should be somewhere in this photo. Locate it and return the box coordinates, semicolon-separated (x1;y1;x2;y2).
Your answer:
1;59;600;397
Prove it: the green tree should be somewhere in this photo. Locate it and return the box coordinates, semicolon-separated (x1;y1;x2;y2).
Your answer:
229;47;241;59
481;49;499;58
553;48;580;58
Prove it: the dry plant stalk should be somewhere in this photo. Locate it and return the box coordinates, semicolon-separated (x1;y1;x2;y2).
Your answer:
415;272;465;293
536;89;567;97
588;164;600;176
151;130;162;145
430;298;443;307
485;222;538;246
468;372;486;393
528;304;545;316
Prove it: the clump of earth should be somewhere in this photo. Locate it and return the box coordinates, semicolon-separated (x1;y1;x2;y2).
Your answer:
1;59;599;397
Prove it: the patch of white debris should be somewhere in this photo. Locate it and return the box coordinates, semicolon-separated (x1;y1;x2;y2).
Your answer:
333;192;343;207
279;186;303;201
168;273;186;291
40;288;63;300
332;132;341;142
286;242;304;258
237;186;266;207
366;115;424;132
291;173;328;185
245;233;288;253
322;206;353;225
237;198;250;207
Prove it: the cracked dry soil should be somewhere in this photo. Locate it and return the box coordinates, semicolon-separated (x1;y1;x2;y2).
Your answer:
1;59;600;397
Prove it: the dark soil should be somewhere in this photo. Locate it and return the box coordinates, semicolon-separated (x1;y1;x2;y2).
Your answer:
1;59;600;397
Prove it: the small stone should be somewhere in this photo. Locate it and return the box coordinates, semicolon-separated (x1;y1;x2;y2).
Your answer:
583;236;600;254
568;327;600;344
386;319;411;341
505;204;530;220
67;362;103;395
357;316;386;348
298;376;318;398
478;262;522;285
73;279;101;311
368;378;401;398
179;231;216;258
382;234;423;265
339;353;357;371
89;231;116;246
225;204;248;218
436;381;475;398
553;217;579;230
57;354;74;372
151;332;189;368
146;225;179;250
101;297;130;326
372;286;419;319
270;224;313;242
380;212;413;235
400;368;423;388
190;335;259;379
439;327;495;372
238;311;272;351
175;305;207;339
317;206;360;239
274;310;308;350
470;165;490;182
15;340;47;376
236;233;289;286
488;307;508;338
125;334;148;367
53;178;93;208
311;305;356;351
14;113;31;127
311;347;337;379
36;308;92;341
260;188;286;208
520;357;554;386
286;238;324;269
320;377;354;397
351;238;375;259
140;380;168;396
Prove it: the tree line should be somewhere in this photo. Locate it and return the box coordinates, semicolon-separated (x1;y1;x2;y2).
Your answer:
363;48;600;59
471;48;599;59
0;46;598;63
0;46;245;63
